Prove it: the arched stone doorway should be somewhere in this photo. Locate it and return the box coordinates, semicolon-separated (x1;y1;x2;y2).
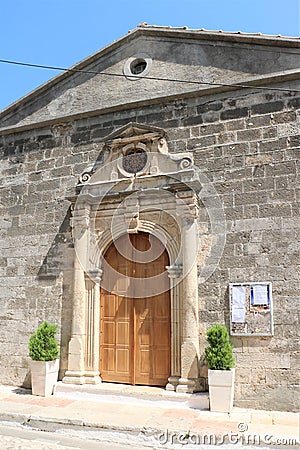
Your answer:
63;123;202;393
100;232;171;386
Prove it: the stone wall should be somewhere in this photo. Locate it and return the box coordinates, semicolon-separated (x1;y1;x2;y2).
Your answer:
0;86;299;410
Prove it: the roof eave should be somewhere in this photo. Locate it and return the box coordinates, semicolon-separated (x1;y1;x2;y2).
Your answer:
137;25;300;47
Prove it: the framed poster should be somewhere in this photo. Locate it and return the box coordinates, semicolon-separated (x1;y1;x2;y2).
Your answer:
229;282;273;336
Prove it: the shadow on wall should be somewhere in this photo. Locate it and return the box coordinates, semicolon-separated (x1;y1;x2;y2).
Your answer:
36;208;74;381
27;149;106;387
22;371;31;390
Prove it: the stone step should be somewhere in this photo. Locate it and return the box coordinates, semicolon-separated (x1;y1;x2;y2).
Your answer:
54;382;209;410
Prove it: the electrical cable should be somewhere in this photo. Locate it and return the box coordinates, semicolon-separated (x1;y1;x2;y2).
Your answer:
0;58;300;93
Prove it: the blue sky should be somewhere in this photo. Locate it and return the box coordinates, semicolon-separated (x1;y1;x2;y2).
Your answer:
0;0;299;111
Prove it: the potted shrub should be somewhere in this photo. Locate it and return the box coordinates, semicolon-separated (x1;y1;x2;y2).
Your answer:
205;324;235;413
28;321;60;397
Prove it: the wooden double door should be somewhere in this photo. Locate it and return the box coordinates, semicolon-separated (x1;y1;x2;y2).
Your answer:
100;233;171;386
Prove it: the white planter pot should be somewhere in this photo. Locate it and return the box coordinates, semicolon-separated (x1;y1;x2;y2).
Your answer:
30;359;59;397
208;368;235;413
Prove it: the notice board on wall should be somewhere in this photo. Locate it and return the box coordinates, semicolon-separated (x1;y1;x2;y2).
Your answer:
229;282;274;336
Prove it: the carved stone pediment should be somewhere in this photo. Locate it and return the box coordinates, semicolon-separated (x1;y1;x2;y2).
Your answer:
77;122;196;194
104;122;165;144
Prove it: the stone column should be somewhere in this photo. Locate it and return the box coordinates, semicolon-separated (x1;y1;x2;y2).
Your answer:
166;264;183;391
176;194;200;393
84;268;102;384
63;204;90;385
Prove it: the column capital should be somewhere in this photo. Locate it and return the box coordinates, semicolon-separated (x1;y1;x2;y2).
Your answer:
182;215;196;228
70;203;91;239
166;264;183;279
176;191;199;222
87;268;103;285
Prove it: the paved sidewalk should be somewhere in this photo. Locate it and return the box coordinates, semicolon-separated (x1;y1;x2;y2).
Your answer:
0;384;298;448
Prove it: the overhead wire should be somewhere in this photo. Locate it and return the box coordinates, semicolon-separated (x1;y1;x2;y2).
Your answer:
0;58;300;94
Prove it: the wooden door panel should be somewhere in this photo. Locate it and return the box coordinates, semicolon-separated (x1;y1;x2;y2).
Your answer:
139;350;151;374
102;348;115;372
153;322;169;344
116;348;130;373
154;295;170;316
100;293;132;383
154;349;170;376
103;294;116;317
138;322;150;346
102;322;115;345
100;233;170;386
116;322;130;345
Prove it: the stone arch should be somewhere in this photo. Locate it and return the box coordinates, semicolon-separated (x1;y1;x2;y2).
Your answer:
93;218;181;270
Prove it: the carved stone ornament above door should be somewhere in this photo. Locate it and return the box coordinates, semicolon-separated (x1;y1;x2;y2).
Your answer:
78;122;196;186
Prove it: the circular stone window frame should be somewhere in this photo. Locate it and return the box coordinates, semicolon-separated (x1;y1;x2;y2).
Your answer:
117;142;150;177
123;53;152;81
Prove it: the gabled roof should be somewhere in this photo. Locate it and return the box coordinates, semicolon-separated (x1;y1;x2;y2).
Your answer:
0;24;299;134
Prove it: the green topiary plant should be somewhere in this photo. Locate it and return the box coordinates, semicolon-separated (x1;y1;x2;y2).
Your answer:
205;323;235;370
29;321;60;361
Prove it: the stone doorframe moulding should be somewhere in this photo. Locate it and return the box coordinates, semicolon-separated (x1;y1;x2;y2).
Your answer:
62;123;201;393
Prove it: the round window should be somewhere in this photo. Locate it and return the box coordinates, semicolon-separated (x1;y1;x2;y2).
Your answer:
123;53;152;81
130;59;147;75
123;148;147;174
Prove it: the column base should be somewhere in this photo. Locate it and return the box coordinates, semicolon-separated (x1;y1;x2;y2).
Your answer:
166;376;180;391
62;371;101;385
84;371;102;385
176;377;200;393
62;371;86;385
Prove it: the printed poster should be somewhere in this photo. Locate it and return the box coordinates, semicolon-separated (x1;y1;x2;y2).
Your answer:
232;285;246;323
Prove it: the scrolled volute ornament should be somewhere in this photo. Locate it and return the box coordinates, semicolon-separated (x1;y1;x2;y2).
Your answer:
79;171;92;184
180;157;193;170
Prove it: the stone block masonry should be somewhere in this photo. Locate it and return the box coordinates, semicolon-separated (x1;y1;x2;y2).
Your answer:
0;86;299;411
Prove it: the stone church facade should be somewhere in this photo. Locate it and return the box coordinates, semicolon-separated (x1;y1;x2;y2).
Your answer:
0;25;299;411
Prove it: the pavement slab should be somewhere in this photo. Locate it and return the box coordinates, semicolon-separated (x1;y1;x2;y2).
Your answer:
0;384;298;448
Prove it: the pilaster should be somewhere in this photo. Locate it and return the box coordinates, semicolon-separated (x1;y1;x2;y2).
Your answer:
84;269;102;384
176;193;200;393
166;264;183;391
63;204;95;384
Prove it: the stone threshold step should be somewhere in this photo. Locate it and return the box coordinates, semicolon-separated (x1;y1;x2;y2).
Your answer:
54;382;209;410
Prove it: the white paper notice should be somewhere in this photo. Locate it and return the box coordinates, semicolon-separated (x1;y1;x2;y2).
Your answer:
232;286;246;322
232;307;246;323
252;284;269;305
232;285;246;308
